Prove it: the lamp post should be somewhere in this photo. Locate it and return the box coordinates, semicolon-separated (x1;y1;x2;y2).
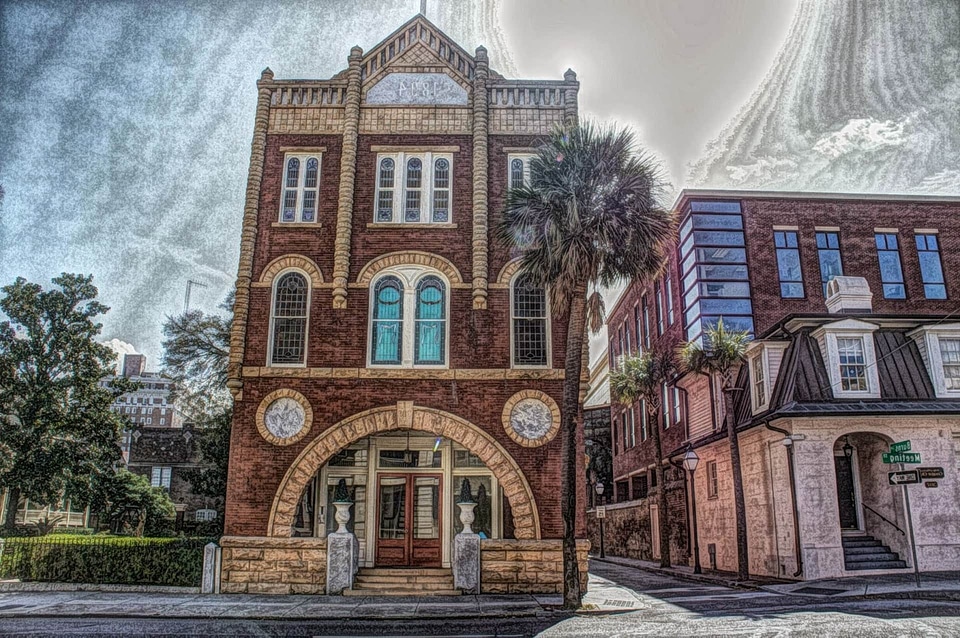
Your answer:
595;482;605;559
683;447;702;574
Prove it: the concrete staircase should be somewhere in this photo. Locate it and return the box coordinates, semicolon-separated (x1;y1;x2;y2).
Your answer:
842;534;908;570
343;567;460;596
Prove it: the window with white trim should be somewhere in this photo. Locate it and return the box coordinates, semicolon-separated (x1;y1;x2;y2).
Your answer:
940;338;960;390
269;271;310;366
813;319;880;398
195;509;217;522
837;337;868;392
752;354;766;409
909;324;960;398
369;268;449;368
511;274;550;367
374;152;453;223
151;466;172;489
507;153;535;189
279;153;321;223
639;400;649;441
706;460;718;499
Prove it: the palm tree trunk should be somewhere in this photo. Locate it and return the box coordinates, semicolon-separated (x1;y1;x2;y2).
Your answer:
723;387;749;580
650;407;671;568
3;487;20;530
560;288;587;610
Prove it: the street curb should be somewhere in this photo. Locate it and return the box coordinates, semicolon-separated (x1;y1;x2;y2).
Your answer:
0;609;566;622
0;582;199;594
590;555;764;591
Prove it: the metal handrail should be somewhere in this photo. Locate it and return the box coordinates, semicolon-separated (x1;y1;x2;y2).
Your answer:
862;503;905;536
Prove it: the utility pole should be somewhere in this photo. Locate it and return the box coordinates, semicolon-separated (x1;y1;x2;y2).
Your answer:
184;280;208;314
420;0;426;15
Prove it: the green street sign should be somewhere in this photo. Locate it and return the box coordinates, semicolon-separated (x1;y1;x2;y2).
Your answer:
890;441;912;453
883;452;921;464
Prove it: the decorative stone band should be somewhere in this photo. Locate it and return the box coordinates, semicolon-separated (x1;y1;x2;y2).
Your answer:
256;388;314;446
501;390;561;448
491;257;523;289
252;254;325;289
242;366;564;380
355;250;464;286
267;403;541;540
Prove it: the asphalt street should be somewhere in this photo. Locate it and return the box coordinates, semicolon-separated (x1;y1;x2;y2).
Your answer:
3;561;960;637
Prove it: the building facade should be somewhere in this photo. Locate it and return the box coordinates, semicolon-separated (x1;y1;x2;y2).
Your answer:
221;15;588;595
599;189;960;581
108;354;181;463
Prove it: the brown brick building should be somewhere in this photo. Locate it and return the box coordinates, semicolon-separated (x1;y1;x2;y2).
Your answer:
220;15;588;595
598;189;960;580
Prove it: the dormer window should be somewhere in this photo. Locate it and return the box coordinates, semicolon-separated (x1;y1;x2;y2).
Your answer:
752;354;766;408
940;338;960;390
374;152;453;224
746;341;786;413
908;323;960;398
813;319;880;399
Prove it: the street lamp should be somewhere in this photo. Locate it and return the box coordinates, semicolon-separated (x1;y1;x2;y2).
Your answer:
682;447;702;574
595;482;606;559
842;437;853;459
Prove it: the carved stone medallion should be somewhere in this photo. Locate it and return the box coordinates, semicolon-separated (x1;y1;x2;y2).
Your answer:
501;390;561;448
256;389;313;446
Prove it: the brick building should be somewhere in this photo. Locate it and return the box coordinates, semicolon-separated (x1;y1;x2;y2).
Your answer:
220;15;588;595
108;354;180;463
598;189;960;580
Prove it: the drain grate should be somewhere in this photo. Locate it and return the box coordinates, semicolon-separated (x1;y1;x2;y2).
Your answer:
792;586;846;596
603;599;635;608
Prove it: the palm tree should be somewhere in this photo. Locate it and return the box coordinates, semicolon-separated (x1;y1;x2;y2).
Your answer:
609;348;675;568
497;122;674;609
679;318;751;580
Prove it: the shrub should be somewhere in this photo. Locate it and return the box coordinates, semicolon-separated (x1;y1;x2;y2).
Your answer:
0;536;214;586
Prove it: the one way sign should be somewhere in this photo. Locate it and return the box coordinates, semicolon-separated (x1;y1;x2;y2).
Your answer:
888;470;920;485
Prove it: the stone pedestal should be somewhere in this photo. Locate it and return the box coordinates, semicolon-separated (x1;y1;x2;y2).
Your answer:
326;532;358;595
201;542;219;594
453;532;481;594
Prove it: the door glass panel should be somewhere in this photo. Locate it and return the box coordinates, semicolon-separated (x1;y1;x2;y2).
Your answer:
379;477;406;539
413;477;440;540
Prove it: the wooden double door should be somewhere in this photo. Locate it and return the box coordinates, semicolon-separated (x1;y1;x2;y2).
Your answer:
375;473;442;567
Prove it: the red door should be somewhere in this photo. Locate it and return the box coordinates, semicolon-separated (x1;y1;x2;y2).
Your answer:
375;474;442;567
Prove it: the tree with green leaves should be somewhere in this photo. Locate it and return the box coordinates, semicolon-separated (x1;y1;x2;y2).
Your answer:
88;469;176;537
679;318;751;580
497;122;674;608
608;347;675;568
161;294;232;515
0;273;131;530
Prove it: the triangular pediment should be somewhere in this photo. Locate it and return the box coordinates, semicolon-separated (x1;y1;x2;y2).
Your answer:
359;15;476;89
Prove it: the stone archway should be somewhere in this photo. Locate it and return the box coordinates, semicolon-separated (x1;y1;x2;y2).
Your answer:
267;402;542;539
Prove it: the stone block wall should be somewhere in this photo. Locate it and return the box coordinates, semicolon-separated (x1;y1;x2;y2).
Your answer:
220;536;327;594
479;539;589;594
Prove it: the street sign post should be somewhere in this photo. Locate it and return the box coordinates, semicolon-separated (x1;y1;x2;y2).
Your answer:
890;441;912;453
918;467;945;480
888;470;920;485
883;452;921;464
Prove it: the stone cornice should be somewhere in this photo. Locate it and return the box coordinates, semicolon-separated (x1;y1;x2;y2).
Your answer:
241;366;564;380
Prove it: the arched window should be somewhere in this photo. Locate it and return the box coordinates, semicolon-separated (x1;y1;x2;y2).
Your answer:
302;158;318;222
271;272;309;365
404;158;423;222
415;276;446;364
510;158;525;190
432;158;449;223
376;157;395;222
511;274;548;367
371;276;403;365
280;154;321;223
282;157;301;222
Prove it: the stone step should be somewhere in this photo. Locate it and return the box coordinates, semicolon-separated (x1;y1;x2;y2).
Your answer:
357;568;450;577
844;545;893;555
354;579;456;590
841;538;883;548
845;559;908;570
845;551;901;563
343;588;461;596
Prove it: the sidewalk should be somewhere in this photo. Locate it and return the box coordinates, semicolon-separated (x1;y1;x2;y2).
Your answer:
592;553;960;601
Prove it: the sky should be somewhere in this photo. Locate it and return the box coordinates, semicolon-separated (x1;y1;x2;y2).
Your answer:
3;0;953;369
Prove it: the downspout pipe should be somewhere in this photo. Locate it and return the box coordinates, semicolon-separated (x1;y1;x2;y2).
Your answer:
765;422;803;578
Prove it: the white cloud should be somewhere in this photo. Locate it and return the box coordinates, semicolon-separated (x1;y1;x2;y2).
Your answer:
812;117;909;159
101;338;138;373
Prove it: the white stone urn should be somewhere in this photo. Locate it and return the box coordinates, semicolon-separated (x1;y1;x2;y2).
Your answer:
457;501;477;535
333;501;352;534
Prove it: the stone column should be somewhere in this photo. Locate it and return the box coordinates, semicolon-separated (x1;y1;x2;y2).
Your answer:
227;67;275;400
331;46;364;309
471;46;490;310
563;68;579;127
453;501;481;594
201;542;218;594
326;501;358;594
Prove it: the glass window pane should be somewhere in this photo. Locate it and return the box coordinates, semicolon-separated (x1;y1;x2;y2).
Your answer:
513;275;549;365
941;338;960;390
696;247;747;263
692;214;744;230
693;230;745;246
510;158;525;189
378;478;406;539
453;476;493;537
699;264;749;280
304;158;319;188
413;477;440;539
285;157;300;188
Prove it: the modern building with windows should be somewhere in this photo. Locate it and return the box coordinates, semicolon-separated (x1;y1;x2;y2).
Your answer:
599;189;960;581
220;15;588;595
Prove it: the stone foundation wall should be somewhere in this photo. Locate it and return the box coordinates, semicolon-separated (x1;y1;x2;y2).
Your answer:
479;539;589;594
220;536;327;594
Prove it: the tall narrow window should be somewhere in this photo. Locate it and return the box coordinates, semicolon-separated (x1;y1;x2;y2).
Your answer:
432;158;450;222
837;337;868;392
624;320;632;355
875;233;905;299
628;406;636;448
672;387;681;424
271;272;308;365
665;277;675;325
940;338;960;390
706;461;718;498
512;275;549;367
639;400;648;441
661;383;670;429
621;413;629;450
414;276;446;364
916;233;947;299
510;158;525;189
655;280;664;335
371;277;403;365
634;305;642;355
507;154;533;189
774;230;804;298
752;355;766;407
642;295;651;349
280;154;321;223
376;158;395;222
405;158;423;222
617;325;624;361
816;231;843;297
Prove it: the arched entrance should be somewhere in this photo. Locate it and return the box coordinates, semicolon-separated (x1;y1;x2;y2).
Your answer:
267;402;541;543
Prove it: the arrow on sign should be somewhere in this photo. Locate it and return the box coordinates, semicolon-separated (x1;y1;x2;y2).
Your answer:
888;470;920;485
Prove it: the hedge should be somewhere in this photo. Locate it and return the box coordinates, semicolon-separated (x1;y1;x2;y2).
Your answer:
0;535;214;586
